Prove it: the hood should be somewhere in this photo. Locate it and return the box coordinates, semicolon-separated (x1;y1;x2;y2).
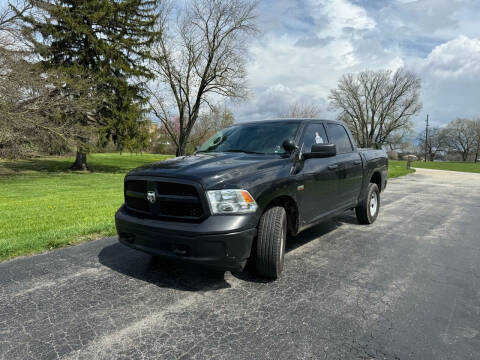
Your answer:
127;152;288;189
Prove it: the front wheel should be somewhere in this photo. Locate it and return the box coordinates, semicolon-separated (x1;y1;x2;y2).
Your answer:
356;183;380;224
255;206;287;279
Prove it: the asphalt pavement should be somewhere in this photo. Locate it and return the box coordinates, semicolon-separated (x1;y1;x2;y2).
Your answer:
1;168;480;359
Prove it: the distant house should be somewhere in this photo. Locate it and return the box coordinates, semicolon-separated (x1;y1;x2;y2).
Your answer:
402;154;418;161
148;122;159;135
387;151;398;160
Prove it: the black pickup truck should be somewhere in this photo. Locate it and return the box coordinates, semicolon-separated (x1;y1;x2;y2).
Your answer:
116;119;388;278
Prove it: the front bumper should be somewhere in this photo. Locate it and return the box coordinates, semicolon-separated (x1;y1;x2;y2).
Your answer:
115;206;257;271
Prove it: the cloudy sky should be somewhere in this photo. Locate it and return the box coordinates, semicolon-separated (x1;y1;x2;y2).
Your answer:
233;0;480;130
2;0;478;131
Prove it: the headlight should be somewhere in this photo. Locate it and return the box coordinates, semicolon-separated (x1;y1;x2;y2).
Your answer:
206;189;258;214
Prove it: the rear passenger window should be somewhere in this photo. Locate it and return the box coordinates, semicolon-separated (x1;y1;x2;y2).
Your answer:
302;123;328;152
327;124;353;154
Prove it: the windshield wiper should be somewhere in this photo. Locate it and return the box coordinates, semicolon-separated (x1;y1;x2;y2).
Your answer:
224;149;265;155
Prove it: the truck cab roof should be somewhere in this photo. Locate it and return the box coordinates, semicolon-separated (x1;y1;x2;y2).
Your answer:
236;118;346;126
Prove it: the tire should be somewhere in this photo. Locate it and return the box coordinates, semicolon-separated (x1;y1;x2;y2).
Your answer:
255;206;287;279
356;183;380;224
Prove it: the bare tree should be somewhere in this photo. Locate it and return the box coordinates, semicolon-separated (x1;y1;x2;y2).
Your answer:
329;69;422;149
0;1;31;31
189;105;235;150
473;118;480;163
445;118;477;162
0;1;101;159
416;127;449;161
381;127;412;153
0;1;32;47
0;48;98;159
278;101;323;119
149;0;257;156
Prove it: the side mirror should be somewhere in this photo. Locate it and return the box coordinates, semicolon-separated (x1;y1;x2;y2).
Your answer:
304;143;336;159
282;139;297;152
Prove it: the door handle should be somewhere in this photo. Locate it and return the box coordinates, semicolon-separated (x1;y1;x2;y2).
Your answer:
353;160;362;165
328;164;339;171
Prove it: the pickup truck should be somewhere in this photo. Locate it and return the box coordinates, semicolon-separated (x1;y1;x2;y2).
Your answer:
115;119;388;278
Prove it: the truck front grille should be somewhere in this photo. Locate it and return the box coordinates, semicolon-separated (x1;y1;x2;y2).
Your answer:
124;179;205;221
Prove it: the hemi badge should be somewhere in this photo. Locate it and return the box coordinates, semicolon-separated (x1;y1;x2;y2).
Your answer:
297;185;305;191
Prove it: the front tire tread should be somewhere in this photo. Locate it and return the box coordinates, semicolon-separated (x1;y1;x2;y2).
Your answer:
255;206;286;279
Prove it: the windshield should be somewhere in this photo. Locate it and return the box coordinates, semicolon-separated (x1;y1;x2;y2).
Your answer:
197;122;300;155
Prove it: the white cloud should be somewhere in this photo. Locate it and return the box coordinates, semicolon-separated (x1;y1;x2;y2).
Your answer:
423;35;480;78
234;0;480;131
318;0;376;36
414;35;480;127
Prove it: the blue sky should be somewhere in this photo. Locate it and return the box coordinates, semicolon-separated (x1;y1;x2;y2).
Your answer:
232;0;480;130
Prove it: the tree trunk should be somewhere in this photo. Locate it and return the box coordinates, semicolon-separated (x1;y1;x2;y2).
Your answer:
70;151;89;171
176;141;187;157
475;142;479;163
176;124;194;156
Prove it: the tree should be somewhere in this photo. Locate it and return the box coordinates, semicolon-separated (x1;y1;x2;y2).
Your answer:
149;0;257;156
18;0;160;169
1;1;31;32
0;1;32;50
152;105;235;154
1;1;31;31
0;48;99;159
189;105;235;150
383;127;414;153
416;127;449;161
473;118;480;163
329;69;422;149
278;101;323;119
1;1;99;159
445;118;477;161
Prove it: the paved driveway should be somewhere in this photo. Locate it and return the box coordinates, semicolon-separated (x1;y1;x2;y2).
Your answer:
1;168;480;360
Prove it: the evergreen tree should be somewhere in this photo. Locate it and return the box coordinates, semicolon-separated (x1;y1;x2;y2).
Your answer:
18;0;160;169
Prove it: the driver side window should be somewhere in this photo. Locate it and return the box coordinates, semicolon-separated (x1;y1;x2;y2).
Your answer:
302;123;328;152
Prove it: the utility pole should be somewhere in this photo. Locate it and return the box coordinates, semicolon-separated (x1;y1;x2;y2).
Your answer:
424;114;429;162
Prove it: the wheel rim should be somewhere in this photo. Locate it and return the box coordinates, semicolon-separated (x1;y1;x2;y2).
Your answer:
280;219;286;260
370;191;378;217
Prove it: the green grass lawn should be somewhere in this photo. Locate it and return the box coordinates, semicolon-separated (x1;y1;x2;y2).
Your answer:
411;161;480;173
388;160;416;178
0;153;172;262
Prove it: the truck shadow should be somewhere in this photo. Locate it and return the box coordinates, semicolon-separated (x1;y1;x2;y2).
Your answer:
98;243;232;292
234;212;359;283
98;212;359;290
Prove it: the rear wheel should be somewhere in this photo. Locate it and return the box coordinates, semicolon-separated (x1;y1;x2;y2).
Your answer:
255;206;287;279
356;183;380;224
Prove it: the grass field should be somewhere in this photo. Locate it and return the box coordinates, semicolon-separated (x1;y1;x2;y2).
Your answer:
0;153;172;262
0;153;415;262
388;160;416;178
411;161;480;173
